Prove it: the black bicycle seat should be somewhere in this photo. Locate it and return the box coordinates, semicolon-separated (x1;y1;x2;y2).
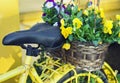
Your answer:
2;23;65;49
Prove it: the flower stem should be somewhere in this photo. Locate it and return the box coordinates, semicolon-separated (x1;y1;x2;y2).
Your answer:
58;0;63;19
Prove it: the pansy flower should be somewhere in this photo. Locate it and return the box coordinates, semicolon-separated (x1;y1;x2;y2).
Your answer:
87;1;93;7
55;4;65;13
45;0;56;8
61;26;72;39
103;20;113;34
73;18;83;29
42;13;46;16
62;43;71;50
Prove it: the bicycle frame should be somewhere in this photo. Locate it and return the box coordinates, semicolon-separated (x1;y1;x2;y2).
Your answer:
0;56;43;83
0;55;119;83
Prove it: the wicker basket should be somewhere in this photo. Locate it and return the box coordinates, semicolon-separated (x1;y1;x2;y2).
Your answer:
49;41;109;71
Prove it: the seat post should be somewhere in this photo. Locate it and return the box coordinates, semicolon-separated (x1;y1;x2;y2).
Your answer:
26;45;40;57
19;55;32;83
19;45;40;83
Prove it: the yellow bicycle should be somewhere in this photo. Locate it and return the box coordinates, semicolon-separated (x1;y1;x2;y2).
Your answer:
0;23;118;83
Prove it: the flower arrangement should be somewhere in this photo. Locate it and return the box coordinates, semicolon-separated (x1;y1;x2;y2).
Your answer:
42;0;67;26
42;0;120;50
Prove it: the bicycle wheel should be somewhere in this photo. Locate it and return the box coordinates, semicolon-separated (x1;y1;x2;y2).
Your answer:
57;62;118;83
57;69;108;83
102;62;118;83
58;63;119;83
34;56;118;83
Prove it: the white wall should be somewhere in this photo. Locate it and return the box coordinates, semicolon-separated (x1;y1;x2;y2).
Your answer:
19;0;45;13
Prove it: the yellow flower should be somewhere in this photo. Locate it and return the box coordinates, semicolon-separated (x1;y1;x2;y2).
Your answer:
61;27;72;39
60;19;65;27
118;32;120;37
73;18;83;29
103;20;113;34
100;9;104;18
62;43;71;50
116;15;120;20
78;8;81;11
102;18;106;24
94;7;99;14
83;10;88;16
99;41;102;44
103;28;112;34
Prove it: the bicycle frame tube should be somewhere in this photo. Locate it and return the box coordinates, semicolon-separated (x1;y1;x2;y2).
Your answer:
0;65;26;83
0;56;33;83
19;55;43;83
102;62;118;83
29;67;43;83
19;56;33;83
0;55;43;83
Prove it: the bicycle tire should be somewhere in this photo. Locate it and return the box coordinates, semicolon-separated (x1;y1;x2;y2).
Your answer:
57;69;108;83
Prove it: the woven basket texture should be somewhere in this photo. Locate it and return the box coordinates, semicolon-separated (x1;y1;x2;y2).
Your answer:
49;41;109;71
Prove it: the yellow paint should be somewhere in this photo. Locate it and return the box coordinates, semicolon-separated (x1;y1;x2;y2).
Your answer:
0;66;26;83
0;0;21;83
20;11;44;29
0;54;15;73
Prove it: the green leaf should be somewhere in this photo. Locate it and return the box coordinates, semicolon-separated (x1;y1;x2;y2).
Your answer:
95;33;100;37
105;38;112;43
96;18;102;25
72;6;78;14
85;18;89;23
91;77;96;83
77;10;82;18
118;39;120;44
68;35;73;41
92;40;98;46
117;74;120;83
65;4;72;14
83;24;90;30
61;12;70;21
80;30;84;37
79;37;86;42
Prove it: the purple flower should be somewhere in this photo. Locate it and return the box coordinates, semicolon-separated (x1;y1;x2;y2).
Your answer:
42;13;46;16
46;0;54;2
45;0;56;8
65;11;70;15
88;1;93;7
55;4;65;13
89;1;93;6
